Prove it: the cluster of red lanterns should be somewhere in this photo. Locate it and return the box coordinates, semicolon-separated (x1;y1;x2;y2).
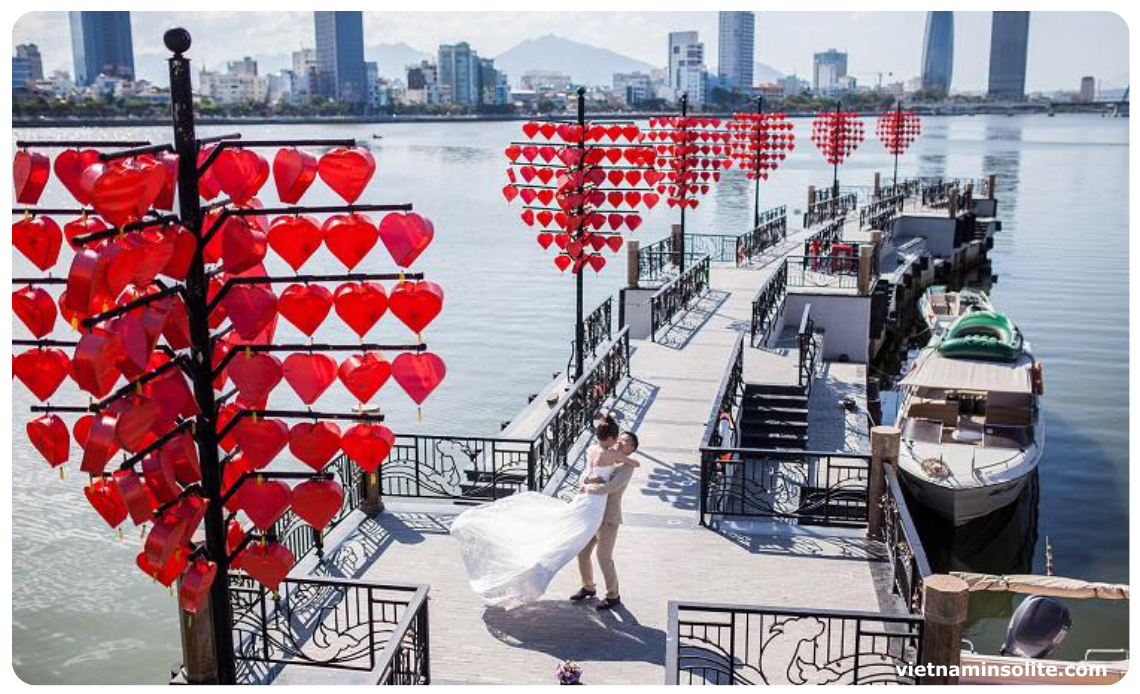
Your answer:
502;120;661;273
13;141;444;606
642;116;733;209
810;110;866;166
727;112;796;181
877;108;923;156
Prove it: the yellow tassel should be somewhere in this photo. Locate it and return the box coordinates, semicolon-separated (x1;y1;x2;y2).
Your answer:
23;209;31;222
251;411;257;424
417;332;423;345
118;527;124;541
417;406;423;422
369;472;377;486
59;467;65;481
71;316;79;331
398;271;405;283
169;585;174;596
188;614;193;629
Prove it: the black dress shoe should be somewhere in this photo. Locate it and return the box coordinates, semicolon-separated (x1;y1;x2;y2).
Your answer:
595;596;622;610
569;588;597;602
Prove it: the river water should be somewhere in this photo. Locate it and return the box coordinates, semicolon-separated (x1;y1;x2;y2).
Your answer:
11;114;1128;682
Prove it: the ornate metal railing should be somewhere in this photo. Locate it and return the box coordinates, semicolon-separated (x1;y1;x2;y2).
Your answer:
700;334;745;450
803;192;857;228
685;234;739;264
875;178;921;202
858;193;905;230
650;255;711;340
269;455;366;560
566;295;613;376
697;448;872;528
802;216;846;255
666;602;924;685
786;255;860;291
882;467;933;615
749;262;787;348
636;235;699;287
381;435;533;502
921;179;959;208
230;575;430;685
741;205;788;261
797;305;821;391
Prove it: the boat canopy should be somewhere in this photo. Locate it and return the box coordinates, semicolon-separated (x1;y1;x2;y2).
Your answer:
901;348;1034;394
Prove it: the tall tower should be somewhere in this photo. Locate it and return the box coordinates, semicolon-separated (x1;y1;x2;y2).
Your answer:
717;11;755;93
920;11;954;96
668;31;707;106
68;11;135;86
314;11;367;103
987;11;1030;99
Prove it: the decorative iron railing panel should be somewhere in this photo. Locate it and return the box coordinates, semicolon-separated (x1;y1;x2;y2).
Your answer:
230;575;429;685
567;295;613;378
650;255;711;340
269;454;365;561
882;467;933;615
858;193;905;230
875;178;921;202
741;205;788;262
803;192;857;228
700;333;745;452
685;234;739;264
802;217;846;256
921;179;959;208
750;262;788;348
666;602;924;685
786;255;861;291
697;449;871;527
797;307;821;392
380;435;533;502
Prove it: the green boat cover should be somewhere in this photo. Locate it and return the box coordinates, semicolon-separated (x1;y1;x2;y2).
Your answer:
937;311;1024;362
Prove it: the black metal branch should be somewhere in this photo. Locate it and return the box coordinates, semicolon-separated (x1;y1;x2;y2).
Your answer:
509;139;646;147
14;338;79;348
226;532;257;565
12;277;68;286
507;183;658;192
13;207;96;216
153;484;203;517
70;214;181;247
80;284;185;328
15;140;150;149
29;404;90;414
197;133;241;146
206;272;424;313
115;419;195;471
98;143;175;162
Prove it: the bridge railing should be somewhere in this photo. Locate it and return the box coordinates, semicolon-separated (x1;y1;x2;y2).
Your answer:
749;262;787;348
650;255;711;340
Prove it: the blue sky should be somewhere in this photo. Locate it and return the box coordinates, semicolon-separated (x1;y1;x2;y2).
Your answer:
12;11;1130;92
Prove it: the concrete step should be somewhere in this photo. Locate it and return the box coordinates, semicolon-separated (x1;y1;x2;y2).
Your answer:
745;383;806;397
740;432;808;449
740;416;808;433
743;405;809;421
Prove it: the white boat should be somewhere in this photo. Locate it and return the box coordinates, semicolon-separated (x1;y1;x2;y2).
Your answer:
895;320;1045;525
918;285;993;340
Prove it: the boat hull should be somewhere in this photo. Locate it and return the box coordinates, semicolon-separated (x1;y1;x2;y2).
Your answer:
899;466;1032;526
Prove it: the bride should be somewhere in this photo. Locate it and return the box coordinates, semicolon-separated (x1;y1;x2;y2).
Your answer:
450;419;638;609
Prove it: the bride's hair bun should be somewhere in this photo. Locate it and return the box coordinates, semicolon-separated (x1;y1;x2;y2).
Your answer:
594;420;620;442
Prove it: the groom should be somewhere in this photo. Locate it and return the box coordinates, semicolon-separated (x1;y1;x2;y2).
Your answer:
571;429;640;610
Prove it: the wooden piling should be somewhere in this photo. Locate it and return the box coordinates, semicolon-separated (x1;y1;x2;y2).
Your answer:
873;171;881;197
866;425;900;539
627;239;640;288
857;244;875;296
177;530;218;683
807;185;816;208
361;470;384;515
919;574;970;684
987;174;997;199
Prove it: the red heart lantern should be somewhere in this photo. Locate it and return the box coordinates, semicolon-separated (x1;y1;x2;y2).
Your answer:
114;396;160;452
161;429;201;486
340;423;394;473
115;468;157;525
288;421;342;471
227;351;283;406
221;283;278;340
323;214;378;270
273;147;318;204
13;216;64;271
81;413;122;477
278;283;332;336
392;352;447;405
13;149;50;204
72;330;123;398
241;541;294;591
142;451;181;504
237;477;292;530
232;417;289;469
178;558;218;615
388;280;443;334
153;152;180;210
13;286;58;338
282;353;338;404
333;282;387;337
318;147;375;203
14;348;70;401
267;215;323;271
85;477;128;528
338;351;390;403
378;212;434;268
26;414;69;467
136;547;188;587
221;216;268;274
53;148;101;204
90;158;165;226
291;479;344;531
212;148;269;204
63;215;109;250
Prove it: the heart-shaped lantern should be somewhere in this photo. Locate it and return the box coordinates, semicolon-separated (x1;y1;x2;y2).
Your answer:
212;148;269;204
136;547;188;587
226;351;283;406
391;352;447;405
90;157;165;226
114;468;157;525
72;330;123;398
13;286;58;338
153;152;180;210
267;215;323;271
240;541;294;592
278;283;332;336
13;149;50;204
232;417;289;469
53;148;101;204
323;214;378;270
237;477;292;530
161;428;201;486
282;353;338;404
221;216;268;274
142;451;181;504
318;147;375;204
291;479;344;531
85;477;128;528
82;413;122;477
178;558;218;615
273;148;318;204
221;283;278;341
378;212;434;268
333;281;388;337
13;216;64;271
388;280;444;334
288;421;342;471
14;348;70;401
340;423;395;473
337;351;390;403
26;414;70;467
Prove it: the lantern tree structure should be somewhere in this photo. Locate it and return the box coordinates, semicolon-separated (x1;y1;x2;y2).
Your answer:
727;97;796;228
809;99;865;211
876;102;923;184
11;28;446;684
502;87;660;379
641;93;733;269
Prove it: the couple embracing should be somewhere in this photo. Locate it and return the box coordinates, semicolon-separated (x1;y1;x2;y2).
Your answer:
450;414;639;610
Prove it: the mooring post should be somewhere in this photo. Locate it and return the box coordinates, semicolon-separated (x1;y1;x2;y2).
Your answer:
919;574;970;684
670;223;683;269
807;185;816;209
867;425;900;539
987;174;997;199
361;470;384;515
873;171;881;197
175;530;217;683
948;187;959;218
627;239;640;288
857;244;875;296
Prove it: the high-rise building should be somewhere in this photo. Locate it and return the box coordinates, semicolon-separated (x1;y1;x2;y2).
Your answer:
227;57;258;77
12;57;33;93
920;12;954;96
1080;76;1096;102
613;72;654;106
477;57;510;107
69;11;135;86
405;61;440;105
314;11;367;103
291;48;318;101
668;31;707;106
987;11;1030;99
717;11;755;94
813;49;848;96
438;43;479;106
16;44;43;81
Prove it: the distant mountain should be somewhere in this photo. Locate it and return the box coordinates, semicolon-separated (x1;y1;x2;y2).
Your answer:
367;43;433;77
494;34;657;88
755;63;786;85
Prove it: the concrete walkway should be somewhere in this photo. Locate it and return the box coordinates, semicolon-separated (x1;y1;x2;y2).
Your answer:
304;259;900;684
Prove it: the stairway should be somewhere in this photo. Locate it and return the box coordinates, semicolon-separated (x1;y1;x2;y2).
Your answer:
739;383;809;450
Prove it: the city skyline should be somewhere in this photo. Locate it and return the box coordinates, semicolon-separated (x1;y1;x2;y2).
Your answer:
11;11;1129;93
920;11;953;96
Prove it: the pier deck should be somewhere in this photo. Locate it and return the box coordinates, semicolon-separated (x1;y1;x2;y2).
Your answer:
305;260;898;685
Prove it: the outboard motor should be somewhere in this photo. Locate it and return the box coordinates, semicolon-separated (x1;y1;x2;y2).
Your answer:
999;595;1071;659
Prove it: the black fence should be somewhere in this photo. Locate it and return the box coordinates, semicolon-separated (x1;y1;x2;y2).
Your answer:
651;256;711;340
698;448;870;527
858;193;906;230
797;304;821;391
230;575;430;685
269;455;366;561
685;233;740;264
741;205;788;261
882;467;933;614
785;255;861;291
702;333;745;451
666;602;924;685
566;295;613;376
803;192;857;228
921;179;959;208
875;178;921;202
802;216;846;255
749;262;788;348
637;235;701;287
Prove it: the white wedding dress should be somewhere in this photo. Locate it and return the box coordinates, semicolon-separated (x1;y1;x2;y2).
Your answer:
450;465;613;609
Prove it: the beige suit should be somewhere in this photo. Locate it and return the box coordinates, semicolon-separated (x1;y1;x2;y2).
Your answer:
576;463;635;599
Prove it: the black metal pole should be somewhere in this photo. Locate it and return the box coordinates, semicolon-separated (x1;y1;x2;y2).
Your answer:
753;96;763;229
165;28;236;685
832;99;841;218
893;101;902;186
678;92;688;272
573;87;586;382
